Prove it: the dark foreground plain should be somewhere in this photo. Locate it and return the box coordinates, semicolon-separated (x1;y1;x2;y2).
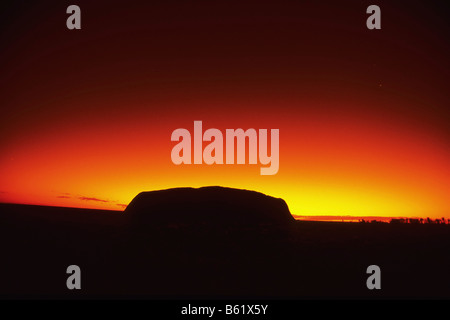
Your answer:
1;203;449;299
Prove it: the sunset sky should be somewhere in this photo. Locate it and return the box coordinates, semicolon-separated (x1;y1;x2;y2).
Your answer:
1;1;449;219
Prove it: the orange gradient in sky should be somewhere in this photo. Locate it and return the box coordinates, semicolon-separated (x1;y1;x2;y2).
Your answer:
1;1;449;220
1;94;449;219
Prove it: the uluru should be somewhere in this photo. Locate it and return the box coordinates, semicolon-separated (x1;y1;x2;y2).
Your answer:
124;186;295;227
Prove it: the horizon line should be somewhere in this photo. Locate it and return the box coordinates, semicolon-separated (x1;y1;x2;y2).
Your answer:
1;201;448;223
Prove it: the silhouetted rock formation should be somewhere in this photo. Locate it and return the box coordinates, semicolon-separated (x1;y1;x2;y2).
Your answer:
124;186;294;227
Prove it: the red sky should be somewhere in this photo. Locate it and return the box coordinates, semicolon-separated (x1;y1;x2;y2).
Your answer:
1;1;449;219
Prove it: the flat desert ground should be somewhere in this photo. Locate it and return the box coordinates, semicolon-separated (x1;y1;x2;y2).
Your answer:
1;203;449;299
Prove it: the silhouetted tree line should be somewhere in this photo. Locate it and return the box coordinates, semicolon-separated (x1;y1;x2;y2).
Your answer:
358;218;449;224
389;217;448;224
359;219;387;224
